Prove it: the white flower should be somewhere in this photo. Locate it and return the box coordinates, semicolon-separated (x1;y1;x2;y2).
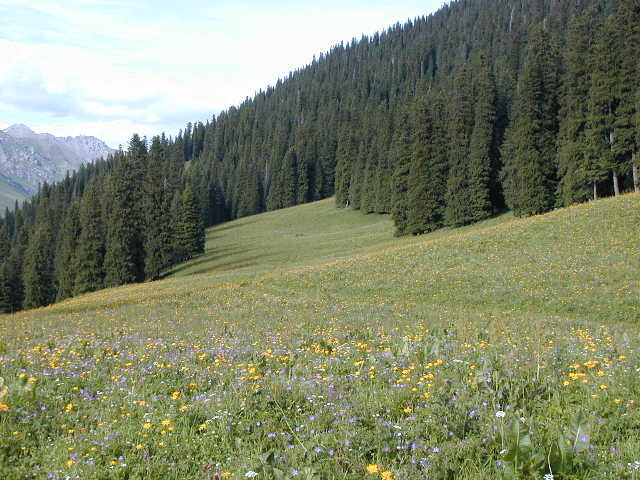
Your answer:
245;472;259;478
495;411;506;418
544;474;555;480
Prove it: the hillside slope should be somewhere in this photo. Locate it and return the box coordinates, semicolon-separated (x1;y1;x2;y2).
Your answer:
1;195;638;479
0;124;114;208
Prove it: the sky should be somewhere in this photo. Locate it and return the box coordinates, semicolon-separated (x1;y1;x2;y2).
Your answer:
0;0;446;148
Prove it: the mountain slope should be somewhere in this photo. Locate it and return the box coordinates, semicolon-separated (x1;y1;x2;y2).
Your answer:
1;194;638;478
0;124;114;208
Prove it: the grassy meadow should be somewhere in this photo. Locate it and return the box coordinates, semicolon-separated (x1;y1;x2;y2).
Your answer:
1;194;639;479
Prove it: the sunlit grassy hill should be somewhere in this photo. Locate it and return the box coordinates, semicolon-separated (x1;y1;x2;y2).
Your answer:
1;194;639;479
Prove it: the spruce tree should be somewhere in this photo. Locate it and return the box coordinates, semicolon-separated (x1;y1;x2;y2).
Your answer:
173;184;205;262
467;55;497;221
444;65;475;226
390;108;413;236
55;201;80;301
23;201;56;309
74;181;105;295
501;27;560;216
334;127;356;207
556;10;600;205
104;137;147;287
143;136;169;281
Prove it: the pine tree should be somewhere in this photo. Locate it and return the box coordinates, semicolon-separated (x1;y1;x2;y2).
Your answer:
391;108;413;236
556;10;600;205
444;65;475;226
335;127;356;207
406;96;449;234
23;200;56;309
55;201;80;301
173;184;205;262
467;55;497;221
74;181;105;295
501;27;560;216
104;137;147;287
143;136;169;281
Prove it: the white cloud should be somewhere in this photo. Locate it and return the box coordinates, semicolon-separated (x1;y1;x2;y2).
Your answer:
0;0;445;147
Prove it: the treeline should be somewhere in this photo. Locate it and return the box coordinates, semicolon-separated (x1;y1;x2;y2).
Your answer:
0;134;204;312
1;0;639;312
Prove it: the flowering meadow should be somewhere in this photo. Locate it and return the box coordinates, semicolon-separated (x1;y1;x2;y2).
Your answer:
1;194;639;479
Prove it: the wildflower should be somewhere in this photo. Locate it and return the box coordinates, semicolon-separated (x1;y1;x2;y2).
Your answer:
544;474;555;480
66;460;74;467
495;411;506;418
28;376;37;382
245;472;259;478
0;403;10;411
134;444;143;450
160;419;172;426
423;392;432;399
221;473;232;479
366;464;380;474
64;403;73;412
403;407;413;413
171;391;180;400
179;405;189;412
142;423;152;430
381;471;393;480
198;423;207;431
599;384;608;390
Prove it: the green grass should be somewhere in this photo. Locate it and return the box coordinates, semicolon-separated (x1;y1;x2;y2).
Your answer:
1;194;639;479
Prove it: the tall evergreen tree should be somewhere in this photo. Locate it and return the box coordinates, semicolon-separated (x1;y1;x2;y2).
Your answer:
556;10;600;204
104;137;147;286
173;184;205;262
23;200;56;308
74;181;106;295
444;65;475;226
391;108;413;235
54;201;80;301
501;27;560;216
467;55;497;221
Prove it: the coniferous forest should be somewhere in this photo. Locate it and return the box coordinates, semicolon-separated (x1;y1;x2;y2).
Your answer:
0;0;638;313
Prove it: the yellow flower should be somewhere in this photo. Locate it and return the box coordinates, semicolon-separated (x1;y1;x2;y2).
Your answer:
403;407;413;413
142;423;152;430
221;473;232;478
160;419;172;426
599;384;607;390
381;471;393;480
198;423;207;431
134;444;143;450
366;464;380;474
28;376;37;382
171;391;180;400
66;460;74;467
423;392;432;399
0;403;10;411
179;405;189;412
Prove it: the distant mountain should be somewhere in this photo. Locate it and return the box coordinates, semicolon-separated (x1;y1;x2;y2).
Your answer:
0;124;114;209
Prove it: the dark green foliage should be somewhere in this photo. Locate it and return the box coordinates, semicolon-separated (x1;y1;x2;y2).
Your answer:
444;65;475;226
173;185;205;262
23;200;55;309
467;55;497;221
501;27;560;217
104;137;147;287
74;181;105;295
556;10;601;205
391;108;413;236
55;201;80;301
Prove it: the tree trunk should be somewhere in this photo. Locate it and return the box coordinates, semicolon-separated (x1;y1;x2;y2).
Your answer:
593;182;598;201
633;151;639;193
612;169;620;196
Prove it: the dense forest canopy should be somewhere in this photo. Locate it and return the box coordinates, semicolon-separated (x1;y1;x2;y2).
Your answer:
0;0;638;312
